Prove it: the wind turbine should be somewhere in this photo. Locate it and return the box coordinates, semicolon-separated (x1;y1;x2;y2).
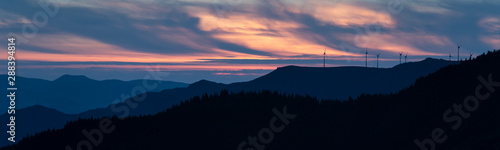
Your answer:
457;44;461;61
404;53;408;63
365;49;368;68
399;52;403;64
323;49;326;68
376;53;380;68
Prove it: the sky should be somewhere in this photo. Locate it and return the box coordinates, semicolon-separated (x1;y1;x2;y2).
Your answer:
0;0;499;83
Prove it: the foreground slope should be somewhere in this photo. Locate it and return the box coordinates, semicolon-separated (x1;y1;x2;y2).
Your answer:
3;50;499;150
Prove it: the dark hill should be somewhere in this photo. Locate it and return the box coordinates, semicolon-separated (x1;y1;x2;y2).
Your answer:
0;105;77;147
233;58;456;100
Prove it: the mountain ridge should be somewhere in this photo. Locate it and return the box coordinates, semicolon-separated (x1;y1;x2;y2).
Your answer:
0;57;458;148
3;51;499;150
0;75;188;114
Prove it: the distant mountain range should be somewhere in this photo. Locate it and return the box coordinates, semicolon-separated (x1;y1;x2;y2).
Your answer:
79;57;458;118
3;51;499;150
0;57;458;147
1;75;188;114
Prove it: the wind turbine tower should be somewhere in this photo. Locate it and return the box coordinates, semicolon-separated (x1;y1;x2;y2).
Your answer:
365;49;368;68
376;53;380;68
449;52;452;61
323;49;326;68
404;53;408;63
457;45;461;61
399;52;403;64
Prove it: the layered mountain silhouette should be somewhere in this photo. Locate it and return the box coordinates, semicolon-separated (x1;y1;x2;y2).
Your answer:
2;50;499;150
0;57;458;148
6;58;456;115
0;105;78;147
1;75;188;114
78;57;458;118
174;58;458;100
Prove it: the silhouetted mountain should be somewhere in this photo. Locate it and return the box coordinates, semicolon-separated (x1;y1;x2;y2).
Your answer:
0;105;77;147
228;58;457;100
3;50;499;150
61;58;460;121
0;75;187;147
139;58;457;115
0;57;458;148
188;79;226;89
0;75;188;114
54;74;93;82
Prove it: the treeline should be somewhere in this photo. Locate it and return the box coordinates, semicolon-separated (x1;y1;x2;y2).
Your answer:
2;50;500;150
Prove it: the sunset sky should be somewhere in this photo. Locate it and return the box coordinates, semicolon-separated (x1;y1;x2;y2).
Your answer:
1;0;499;83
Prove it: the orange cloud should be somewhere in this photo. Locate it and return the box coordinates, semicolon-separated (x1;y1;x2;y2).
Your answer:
307;3;396;28
335;32;449;56
5;0;475;74
409;3;454;15
190;7;360;57
11;33;273;64
481;35;500;48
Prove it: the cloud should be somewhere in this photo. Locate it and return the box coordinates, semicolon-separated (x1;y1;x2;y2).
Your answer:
335;31;449;56
190;2;363;57
479;17;500;32
11;33;277;64
409;2;454;15
308;3;396;28
1;0;500;83
481;35;500;48
0;10;31;28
